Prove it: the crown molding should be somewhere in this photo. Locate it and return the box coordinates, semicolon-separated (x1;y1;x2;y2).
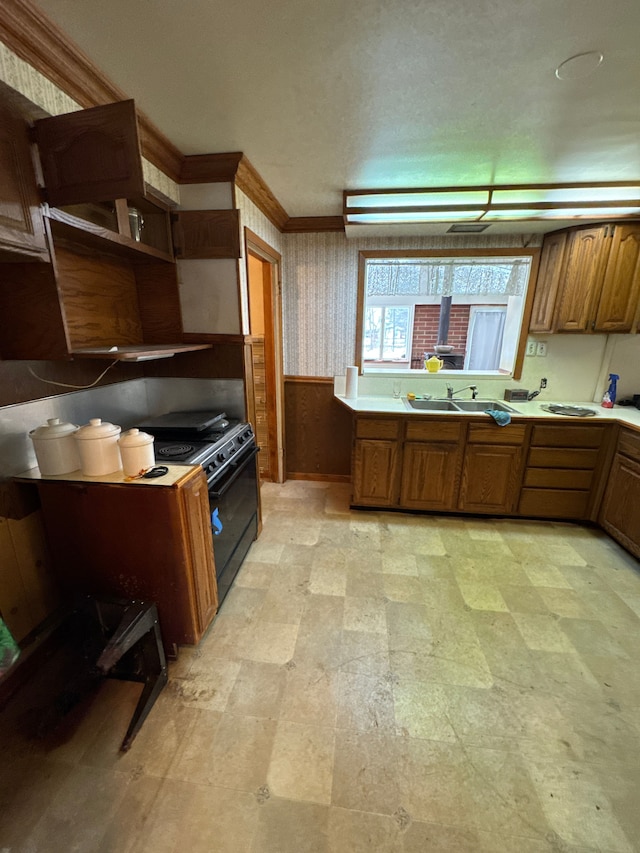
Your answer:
283;216;345;233
236;155;289;230
0;0;184;180
179;152;244;184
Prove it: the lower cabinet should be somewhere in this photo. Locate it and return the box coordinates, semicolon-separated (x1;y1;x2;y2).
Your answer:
399;420;463;511
458;423;527;514
350;413;640;560
34;467;218;654
352;417;402;506
600;429;640;558
519;424;607;519
459;444;524;514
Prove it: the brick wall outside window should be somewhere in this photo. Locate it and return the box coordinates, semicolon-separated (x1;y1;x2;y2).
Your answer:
410;305;471;366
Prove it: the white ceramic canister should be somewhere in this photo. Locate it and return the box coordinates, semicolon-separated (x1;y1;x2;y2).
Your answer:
118;428;155;477
29;417;80;475
73;418;122;476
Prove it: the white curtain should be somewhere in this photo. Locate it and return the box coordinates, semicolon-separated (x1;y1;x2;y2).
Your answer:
465;308;506;370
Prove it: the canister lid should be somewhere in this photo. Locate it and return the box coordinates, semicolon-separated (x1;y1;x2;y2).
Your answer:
29;417;78;440
118;428;154;448
74;418;121;440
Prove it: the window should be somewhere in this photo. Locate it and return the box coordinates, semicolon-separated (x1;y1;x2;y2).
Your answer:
363;305;413;362
357;250;538;378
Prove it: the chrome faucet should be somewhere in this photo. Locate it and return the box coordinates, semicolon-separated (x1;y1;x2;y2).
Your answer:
446;384;478;400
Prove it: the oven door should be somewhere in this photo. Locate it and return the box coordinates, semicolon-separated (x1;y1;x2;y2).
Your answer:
207;444;259;605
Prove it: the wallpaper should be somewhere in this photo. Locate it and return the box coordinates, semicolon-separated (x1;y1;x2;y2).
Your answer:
0;40;180;205
281;231;542;378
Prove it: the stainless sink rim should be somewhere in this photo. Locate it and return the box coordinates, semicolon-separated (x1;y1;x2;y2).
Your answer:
403;398;517;414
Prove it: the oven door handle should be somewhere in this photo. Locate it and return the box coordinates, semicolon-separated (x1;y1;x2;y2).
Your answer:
207;445;259;497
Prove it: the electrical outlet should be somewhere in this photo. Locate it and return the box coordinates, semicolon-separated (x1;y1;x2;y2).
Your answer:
536;341;548;357
526;341;537;357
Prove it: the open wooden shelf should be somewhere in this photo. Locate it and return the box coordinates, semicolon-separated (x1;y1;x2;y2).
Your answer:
46;207;175;263
72;344;212;361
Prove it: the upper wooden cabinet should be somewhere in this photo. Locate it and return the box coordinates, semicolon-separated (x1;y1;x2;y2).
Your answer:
34;100;145;207
530;222;640;334
528;231;567;333
173;210;241;259
0;99;48;261
0;98;217;360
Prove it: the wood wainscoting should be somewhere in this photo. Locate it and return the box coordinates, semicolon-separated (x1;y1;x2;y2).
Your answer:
284;377;352;481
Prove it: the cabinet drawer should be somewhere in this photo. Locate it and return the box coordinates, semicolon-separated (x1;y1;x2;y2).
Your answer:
618;428;640;464
405;420;462;442
523;468;594;490
531;425;605;448
519;488;590;519
356;418;401;440
527;447;600;469
467;423;526;445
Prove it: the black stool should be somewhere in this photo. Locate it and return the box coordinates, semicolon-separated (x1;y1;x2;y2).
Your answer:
41;595;167;751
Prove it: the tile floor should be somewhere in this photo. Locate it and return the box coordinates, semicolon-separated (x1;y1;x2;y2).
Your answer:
2;480;640;852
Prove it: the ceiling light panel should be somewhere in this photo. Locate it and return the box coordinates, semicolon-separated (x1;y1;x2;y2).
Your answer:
346;191;489;208
492;187;640;203
343;183;640;226
348;210;486;223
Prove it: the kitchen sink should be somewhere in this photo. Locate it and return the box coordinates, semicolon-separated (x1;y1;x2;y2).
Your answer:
453;400;517;413
404;398;517;413
405;399;460;411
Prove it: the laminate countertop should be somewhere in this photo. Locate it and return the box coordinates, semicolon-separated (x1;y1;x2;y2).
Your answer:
15;463;198;487
335;395;640;431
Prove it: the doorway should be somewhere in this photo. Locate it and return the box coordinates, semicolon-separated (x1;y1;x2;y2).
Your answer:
464;307;507;371
244;230;284;483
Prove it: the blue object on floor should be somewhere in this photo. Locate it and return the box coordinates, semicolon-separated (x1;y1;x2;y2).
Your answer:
486;409;511;426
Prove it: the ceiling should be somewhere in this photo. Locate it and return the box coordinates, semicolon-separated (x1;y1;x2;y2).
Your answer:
34;0;640;225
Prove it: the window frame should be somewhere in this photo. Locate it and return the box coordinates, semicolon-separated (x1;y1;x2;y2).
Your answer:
363;303;415;363
355;248;541;381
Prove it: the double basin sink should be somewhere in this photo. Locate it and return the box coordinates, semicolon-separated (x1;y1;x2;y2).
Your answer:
403;398;517;413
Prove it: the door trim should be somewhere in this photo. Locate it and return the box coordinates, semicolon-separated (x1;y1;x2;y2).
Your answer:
244;228;285;483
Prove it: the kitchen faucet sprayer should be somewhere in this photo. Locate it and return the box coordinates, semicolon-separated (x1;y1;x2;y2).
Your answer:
447;384;478;400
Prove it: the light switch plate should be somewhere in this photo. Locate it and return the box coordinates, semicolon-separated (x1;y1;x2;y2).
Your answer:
537;342;548;357
526;341;537;356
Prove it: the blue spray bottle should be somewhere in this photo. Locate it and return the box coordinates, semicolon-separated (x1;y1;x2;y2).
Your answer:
601;373;619;409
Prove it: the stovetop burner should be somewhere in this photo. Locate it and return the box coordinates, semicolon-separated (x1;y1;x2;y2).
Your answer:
156;443;199;459
148;421;256;477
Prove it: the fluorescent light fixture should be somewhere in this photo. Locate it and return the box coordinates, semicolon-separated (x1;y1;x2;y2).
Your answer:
348;210;486;223
483;206;640;220
343;182;640;226
346;191;489;208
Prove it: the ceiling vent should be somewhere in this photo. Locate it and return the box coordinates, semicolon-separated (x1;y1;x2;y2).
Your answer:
447;223;491;233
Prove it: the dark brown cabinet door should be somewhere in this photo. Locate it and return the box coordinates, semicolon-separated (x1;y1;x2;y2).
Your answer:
529;230;567;333
181;471;218;632
400;441;462;510
600;453;640;559
0;99;48;259
459;444;523;514
554;225;607;331
594;223;640;332
35;100;145;206
352;439;399;506
172;210;241;258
